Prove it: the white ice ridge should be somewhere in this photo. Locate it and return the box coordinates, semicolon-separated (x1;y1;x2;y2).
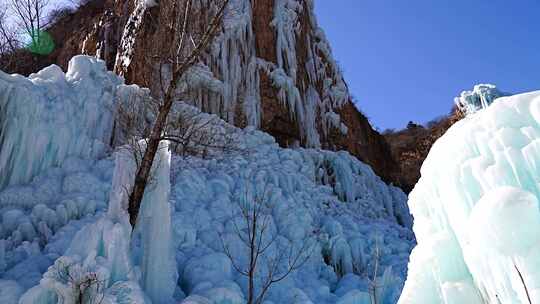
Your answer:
454;84;508;116
0;55;123;190
399;90;540;304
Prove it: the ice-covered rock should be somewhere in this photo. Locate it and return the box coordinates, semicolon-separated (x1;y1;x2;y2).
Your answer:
399;90;540;303
0;279;23;304
454;84;508;116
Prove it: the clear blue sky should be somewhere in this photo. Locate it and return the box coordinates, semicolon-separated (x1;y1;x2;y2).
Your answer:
314;0;540;130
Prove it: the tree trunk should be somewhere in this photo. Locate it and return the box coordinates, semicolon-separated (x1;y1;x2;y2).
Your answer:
127;88;175;227
126;0;229;227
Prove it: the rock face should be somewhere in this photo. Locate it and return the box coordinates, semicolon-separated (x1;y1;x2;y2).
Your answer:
8;0;400;184
384;110;463;193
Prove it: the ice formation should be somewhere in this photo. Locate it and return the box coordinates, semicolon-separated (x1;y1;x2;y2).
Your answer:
166;122;414;304
176;0;352;147
454;84;509;116
0;55;122;190
143;0;158;8
14;141;177;304
0;58;414;303
114;0;149;75
131;141;178;304
399;90;540;303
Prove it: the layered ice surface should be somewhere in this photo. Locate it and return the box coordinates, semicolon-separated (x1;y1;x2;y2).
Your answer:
1;125;414;303
399;90;540;304
167;125;414;304
0;57;414;303
0;156;115;303
0;55;122;190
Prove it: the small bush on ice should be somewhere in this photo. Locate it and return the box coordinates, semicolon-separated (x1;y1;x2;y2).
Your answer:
45;257;106;304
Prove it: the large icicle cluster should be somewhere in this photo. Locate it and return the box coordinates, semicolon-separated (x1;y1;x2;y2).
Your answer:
270;0;351;146
198;0;262;127
399;90;540;303
187;0;352;148
0;56;122;190
454;84;509;116
114;0;150;75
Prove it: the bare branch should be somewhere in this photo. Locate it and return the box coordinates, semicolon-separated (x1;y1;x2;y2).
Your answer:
221;177;315;304
126;0;231;227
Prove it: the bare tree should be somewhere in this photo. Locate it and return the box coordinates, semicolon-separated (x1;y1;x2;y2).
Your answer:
8;0;51;48
220;183;315;304
361;234;395;304
0;3;22;70
514;261;532;304
124;0;231;227
164;106;240;158
367;237;382;304
115;86;239;160
50;259;106;304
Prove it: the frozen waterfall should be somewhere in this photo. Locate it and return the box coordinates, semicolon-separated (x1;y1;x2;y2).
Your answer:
400;90;540;304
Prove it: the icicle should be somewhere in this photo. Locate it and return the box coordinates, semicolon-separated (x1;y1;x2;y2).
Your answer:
114;0;149;75
131;141;178;304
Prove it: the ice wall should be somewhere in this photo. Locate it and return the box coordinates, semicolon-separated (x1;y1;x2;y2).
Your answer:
0;55;123;190
182;0;351;147
399;90;540;303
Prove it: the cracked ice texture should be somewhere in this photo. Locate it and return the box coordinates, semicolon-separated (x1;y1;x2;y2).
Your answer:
400;90;540;304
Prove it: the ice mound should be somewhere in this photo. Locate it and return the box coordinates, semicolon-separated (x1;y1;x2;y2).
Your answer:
399;90;540;303
167;121;414;304
1;125;414;303
0;55;123;190
17;141;175;304
0;156;114;302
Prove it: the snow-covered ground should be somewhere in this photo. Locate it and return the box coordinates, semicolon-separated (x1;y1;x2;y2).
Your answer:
0;57;414;303
399;90;540;303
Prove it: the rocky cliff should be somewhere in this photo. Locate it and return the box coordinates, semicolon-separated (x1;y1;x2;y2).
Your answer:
5;0;400;184
384;110;463;193
384;84;506;193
